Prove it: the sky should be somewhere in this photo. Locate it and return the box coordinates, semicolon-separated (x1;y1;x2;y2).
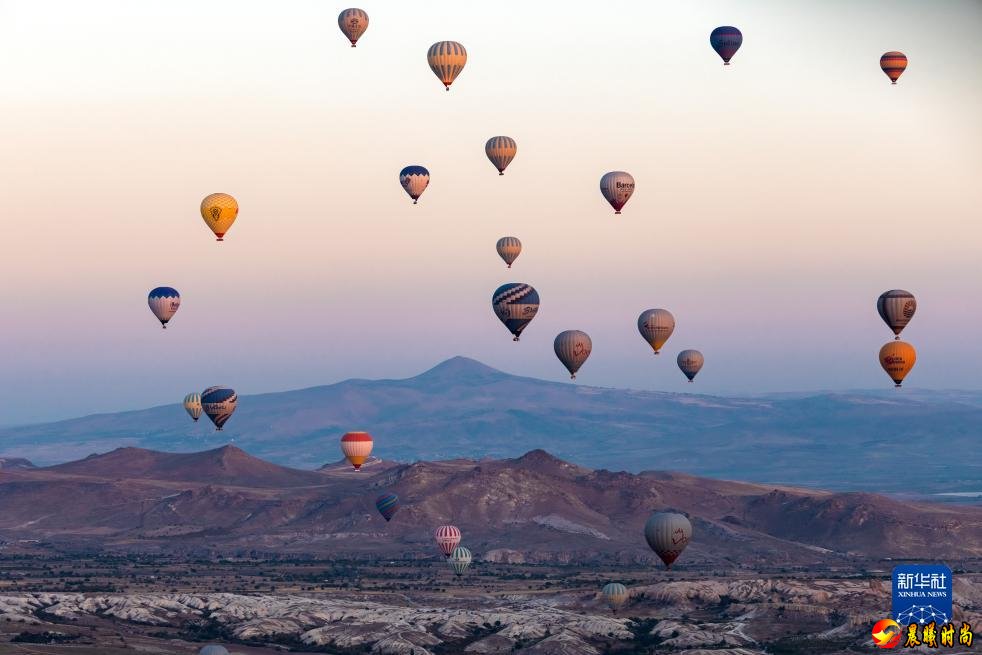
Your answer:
0;0;981;424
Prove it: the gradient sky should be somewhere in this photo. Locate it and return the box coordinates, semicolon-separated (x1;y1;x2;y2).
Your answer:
1;1;981;424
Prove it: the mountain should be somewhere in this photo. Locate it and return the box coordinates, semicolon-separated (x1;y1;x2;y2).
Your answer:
0;457;34;470
0;447;978;565
1;356;980;495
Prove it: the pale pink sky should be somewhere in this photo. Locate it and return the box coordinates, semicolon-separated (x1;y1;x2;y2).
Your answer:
0;1;980;423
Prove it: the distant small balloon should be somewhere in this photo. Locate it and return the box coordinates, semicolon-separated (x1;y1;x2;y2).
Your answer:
200;193;238;241
710;26;743;65
148;287;180;329
448;546;472;577
492;283;540;341
880;51;908;84
599;171;635;214
879;341;916;388
496;236;522;268
435;525;461;557
338;8;369;47
602;582;629;612
644;512;692;569
201;386;237;431
428;41;467;91
375;492;400;521
183;392;202;422
340;431;374;470
638;309;675;354
877;290;916;339
554;330;592;380
677;350;704;382
399;166;430;204
485;136;517;175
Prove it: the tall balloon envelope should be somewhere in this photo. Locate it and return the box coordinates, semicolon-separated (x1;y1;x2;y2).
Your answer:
448;546;472;577
492;283;540;341
599;171;635;214
485;136;517;175
880;51;907;84
879;341;916;388
877;289;916;339
496;236;522;268
338;8;368;47
638;309;676;354
602;583;629;612
183;392;202;422
148;287;181;329
200;386;237;431
554;330;592;380
644;512;692;569
677;350;704;382
399;165;430;204
435;525;461;557
427;41;467;90
200;193;238;241
375;492;400;521
340;431;374;470
710;26;743;65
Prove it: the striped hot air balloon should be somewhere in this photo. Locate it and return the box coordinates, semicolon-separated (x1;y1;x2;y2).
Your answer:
435;525;461;557
448;546;472;577
200;193;238;241
599;171;635;214
148;287;180;329
879;341;916;388
677;350;704;382
880;51;908;84
710;26;743;65
877;290;916;339
427;41;467;91
340;431;374;470
602;583;629;612
200;386;237;431
183;392;202;422
399;165;430;204
492;283;540;341
375;492;400;522
496;236;521;268
638;309;675;354
485;136;517;175
338;8;368;47
644;512;692;569
554;330;592;380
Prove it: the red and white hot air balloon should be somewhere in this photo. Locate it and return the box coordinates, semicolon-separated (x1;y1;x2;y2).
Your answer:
340;431;374;470
434;525;461;558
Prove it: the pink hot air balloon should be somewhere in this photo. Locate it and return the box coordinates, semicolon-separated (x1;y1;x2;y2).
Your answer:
434;525;461;558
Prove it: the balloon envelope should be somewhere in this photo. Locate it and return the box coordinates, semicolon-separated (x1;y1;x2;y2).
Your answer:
435;525;461;557
877;290;916;338
677;350;704;382
428;41;467;90
879;341;916;387
183;392;202;421
200;386;237;431
399;165;430;204
485;136;517;175
148;287;180;328
448;546;472;576
710;26;743;64
492;283;540;341
602;582;629;611
496;236;522;268
880;51;907;84
338;8;368;47
200;193;238;241
554;330;592;380
638;309;676;354
644;512;692;569
599;171;635;214
340;431;374;470
375;492;399;521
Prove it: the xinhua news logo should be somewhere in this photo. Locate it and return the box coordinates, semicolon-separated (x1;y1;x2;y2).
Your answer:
870;564;974;649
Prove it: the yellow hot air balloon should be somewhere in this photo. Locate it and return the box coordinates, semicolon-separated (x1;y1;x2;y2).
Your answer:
200;193;239;242
879;341;916;388
427;41;467;91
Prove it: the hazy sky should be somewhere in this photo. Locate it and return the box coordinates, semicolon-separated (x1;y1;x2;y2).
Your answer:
1;1;981;424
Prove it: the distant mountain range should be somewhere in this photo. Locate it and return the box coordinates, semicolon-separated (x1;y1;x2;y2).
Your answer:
1;445;978;565
1;356;979;495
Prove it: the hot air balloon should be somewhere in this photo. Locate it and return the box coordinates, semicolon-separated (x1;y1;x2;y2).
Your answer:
710;26;743;65
877;290;916;339
183;392;202;422
599;171;635;214
399;165;429;204
200;193;238;241
554;330;592;380
340;431;374;470
427;41;467;91
492;283;540;341
496;236;522;268
435;525;461;557
375;492;400;522
199;647;229;655
880;51;907;84
338;8;368;47
638;309;675;354
485;136;517;175
879;341;916;388
148;287;180;329
200;386;237;431
644;512;692;569
677;350;704;382
602;583;629;613
448;546;472;577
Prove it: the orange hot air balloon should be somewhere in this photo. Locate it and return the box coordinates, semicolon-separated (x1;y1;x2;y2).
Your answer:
880;51;907;85
879;341;916;387
340;431;374;470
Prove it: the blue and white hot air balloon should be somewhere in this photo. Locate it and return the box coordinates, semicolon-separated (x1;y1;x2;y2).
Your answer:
399;165;430;204
201;386;237;431
148;287;181;329
492;283;539;341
